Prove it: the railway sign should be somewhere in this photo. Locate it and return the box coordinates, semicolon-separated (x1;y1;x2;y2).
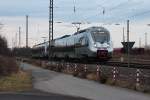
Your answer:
121;42;135;53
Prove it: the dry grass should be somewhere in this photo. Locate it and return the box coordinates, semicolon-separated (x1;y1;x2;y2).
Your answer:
0;71;32;92
0;56;19;76
86;73;97;81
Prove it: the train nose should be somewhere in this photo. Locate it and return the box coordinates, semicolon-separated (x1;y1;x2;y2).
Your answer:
97;50;108;58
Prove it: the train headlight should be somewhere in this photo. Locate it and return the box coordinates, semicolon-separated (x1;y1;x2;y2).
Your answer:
94;43;97;47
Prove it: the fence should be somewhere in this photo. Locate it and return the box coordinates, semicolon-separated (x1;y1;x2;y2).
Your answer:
18;58;150;92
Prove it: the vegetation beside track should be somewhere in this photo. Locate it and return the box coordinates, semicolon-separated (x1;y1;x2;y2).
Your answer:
0;35;32;92
0;71;32;92
0;56;19;76
0;35;19;76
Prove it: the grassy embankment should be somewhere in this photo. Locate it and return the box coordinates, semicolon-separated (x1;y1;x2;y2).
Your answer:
0;71;32;92
0;56;32;92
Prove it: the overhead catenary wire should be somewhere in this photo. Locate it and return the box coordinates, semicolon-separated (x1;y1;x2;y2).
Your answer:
80;0;131;23
130;10;150;19
53;0;108;23
52;0;150;24
85;1;127;19
79;0;146;23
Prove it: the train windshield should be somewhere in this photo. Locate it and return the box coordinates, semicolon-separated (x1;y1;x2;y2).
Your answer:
92;31;110;43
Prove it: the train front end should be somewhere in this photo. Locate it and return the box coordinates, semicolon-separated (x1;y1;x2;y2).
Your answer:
90;27;113;60
97;49;108;59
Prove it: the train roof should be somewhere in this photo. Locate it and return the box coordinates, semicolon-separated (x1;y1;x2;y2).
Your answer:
33;26;109;48
57;35;71;39
33;41;49;48
73;26;109;35
87;26;109;32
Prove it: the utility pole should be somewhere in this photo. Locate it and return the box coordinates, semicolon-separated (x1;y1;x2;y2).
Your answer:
26;15;29;48
49;0;54;41
19;26;21;48
127;20;130;68
139;37;141;48
15;32;18;48
123;27;125;42
12;37;15;49
145;33;148;48
127;20;130;43
49;0;54;59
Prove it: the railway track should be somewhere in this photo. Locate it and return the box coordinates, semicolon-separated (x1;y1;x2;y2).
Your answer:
47;58;150;69
17;57;150;70
106;61;150;69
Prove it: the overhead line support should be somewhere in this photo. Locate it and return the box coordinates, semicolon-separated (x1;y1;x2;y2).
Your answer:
49;0;54;60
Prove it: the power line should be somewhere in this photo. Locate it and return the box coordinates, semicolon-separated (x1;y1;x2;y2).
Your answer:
85;1;132;21
130;10;150;18
145;33;148;48
71;0;144;23
50;0;150;24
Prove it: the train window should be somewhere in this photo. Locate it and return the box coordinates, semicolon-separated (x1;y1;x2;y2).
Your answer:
79;30;86;33
92;31;110;43
79;37;88;46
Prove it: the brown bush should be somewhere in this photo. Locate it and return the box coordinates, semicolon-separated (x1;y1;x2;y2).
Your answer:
99;74;108;84
0;35;10;56
0;56;19;76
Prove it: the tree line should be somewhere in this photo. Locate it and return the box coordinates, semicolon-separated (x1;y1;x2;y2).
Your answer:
0;35;19;76
0;35;10;56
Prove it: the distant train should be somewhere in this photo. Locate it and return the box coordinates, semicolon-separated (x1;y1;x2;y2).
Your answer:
32;26;113;61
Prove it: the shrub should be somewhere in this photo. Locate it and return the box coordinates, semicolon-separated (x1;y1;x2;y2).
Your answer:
0;35;10;56
99;74;108;84
0;56;19;76
0;35;18;76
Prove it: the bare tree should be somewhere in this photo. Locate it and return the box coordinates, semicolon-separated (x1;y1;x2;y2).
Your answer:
0;35;9;55
0;23;10;56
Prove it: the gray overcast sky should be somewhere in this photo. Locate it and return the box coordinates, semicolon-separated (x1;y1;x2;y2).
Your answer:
0;0;150;47
0;0;150;22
